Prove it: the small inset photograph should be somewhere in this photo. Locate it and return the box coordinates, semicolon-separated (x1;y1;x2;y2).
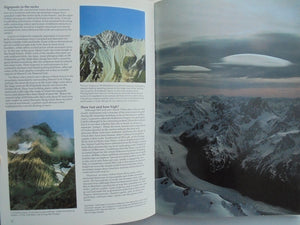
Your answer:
80;6;146;83
6;110;76;210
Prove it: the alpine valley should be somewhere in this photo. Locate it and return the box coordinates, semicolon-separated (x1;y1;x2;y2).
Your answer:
7;123;76;210
156;95;300;216
80;30;145;82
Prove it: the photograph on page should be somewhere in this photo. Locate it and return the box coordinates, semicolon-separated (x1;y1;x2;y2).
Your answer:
80;6;146;83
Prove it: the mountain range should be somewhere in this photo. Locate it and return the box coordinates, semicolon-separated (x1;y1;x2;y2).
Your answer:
80;30;145;82
157;96;300;213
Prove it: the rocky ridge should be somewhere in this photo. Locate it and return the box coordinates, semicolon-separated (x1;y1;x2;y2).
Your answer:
80;30;145;82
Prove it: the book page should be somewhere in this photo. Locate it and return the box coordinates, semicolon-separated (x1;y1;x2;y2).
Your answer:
0;0;155;224
155;0;300;218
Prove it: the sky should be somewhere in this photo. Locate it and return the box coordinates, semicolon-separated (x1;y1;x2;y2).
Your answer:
6;110;74;138
155;0;300;98
80;6;145;39
155;0;300;48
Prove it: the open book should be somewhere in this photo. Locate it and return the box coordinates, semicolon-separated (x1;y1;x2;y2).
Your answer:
0;0;299;224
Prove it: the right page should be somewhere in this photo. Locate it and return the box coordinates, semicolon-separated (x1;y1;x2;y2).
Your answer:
154;0;300;217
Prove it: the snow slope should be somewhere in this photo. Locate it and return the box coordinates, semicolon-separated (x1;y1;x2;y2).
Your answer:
80;30;145;82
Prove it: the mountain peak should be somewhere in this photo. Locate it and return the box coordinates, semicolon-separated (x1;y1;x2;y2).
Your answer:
242;97;271;119
96;30;133;48
32;122;51;130
32;122;55;138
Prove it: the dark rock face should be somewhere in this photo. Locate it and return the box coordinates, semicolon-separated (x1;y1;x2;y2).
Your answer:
183;134;300;213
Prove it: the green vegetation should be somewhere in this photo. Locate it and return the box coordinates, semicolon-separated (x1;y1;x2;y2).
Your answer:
123;56;137;70
112;57;122;82
133;70;146;82
33;167;76;209
133;56;146;82
123;55;146;82
9;154;57;189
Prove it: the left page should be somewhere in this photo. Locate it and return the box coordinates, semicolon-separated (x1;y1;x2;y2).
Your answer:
0;0;155;224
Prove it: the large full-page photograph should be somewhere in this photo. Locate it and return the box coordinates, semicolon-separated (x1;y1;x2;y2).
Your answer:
155;0;300;217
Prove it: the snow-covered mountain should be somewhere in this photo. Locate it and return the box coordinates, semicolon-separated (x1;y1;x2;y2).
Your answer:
80;30;145;82
156;177;259;217
156;96;300;213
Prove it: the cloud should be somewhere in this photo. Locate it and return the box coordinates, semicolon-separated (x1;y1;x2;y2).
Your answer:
155;0;300;49
155;32;300;97
158;76;300;98
173;65;211;72
56;136;74;155
219;54;292;67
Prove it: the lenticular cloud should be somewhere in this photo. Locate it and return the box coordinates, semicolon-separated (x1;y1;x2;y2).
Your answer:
221;54;292;67
173;65;211;72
